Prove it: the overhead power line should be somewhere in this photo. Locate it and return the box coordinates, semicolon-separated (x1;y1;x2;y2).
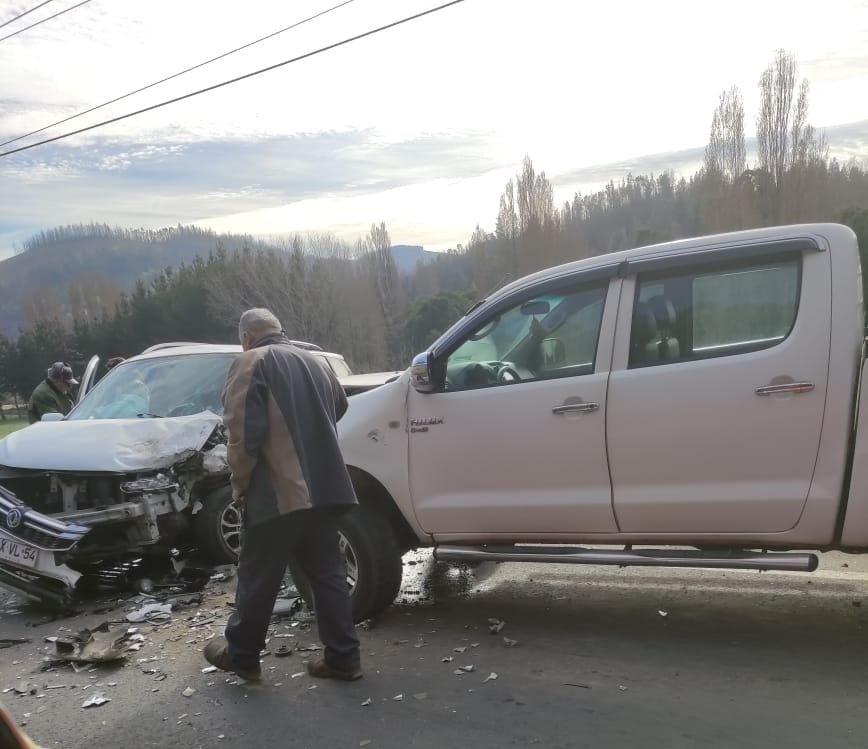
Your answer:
0;0;358;150
0;0;466;158
0;0;57;30
0;0;92;44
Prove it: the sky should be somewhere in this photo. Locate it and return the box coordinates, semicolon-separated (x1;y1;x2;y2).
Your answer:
0;0;867;259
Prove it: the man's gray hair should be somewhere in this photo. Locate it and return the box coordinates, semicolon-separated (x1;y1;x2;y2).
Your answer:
239;308;282;337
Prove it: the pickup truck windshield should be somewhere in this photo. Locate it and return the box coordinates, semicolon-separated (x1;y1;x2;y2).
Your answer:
69;354;237;420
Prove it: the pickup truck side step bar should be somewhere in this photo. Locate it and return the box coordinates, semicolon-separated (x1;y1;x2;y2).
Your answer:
434;545;819;572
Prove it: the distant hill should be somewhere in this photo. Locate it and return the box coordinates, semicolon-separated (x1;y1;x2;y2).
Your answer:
389;244;438;274
0;223;429;336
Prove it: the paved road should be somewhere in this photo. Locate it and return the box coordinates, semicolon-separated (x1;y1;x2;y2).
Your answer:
2;552;868;749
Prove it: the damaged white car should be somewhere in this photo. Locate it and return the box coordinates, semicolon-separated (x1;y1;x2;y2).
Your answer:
0;342;398;609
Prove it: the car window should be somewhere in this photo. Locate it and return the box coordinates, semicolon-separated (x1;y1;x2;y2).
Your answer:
69;354;237;420
445;283;607;391
326;356;353;378
629;254;801;368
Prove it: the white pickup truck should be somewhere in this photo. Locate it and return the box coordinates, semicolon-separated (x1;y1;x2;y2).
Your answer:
2;223;865;622
328;222;868;621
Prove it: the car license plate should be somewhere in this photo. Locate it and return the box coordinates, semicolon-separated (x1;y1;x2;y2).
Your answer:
0;530;39;568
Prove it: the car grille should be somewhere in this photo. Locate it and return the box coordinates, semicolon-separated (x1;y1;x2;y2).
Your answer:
0;485;89;551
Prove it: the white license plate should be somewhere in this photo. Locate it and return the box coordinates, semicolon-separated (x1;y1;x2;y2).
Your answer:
0;531;39;568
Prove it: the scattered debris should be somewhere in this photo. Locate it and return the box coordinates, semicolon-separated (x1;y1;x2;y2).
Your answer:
182;687;196;698
657;610;669;618
564;682;592;689
483;672;498;683
618;685;628;692
453;646;467;653
503;637;519;648
202;666;218;674
393;694;403;701
470;643;480;648
0;638;31;649
275;645;293;658
360;741;372;747
488;618;505;634
13;682;38;696
127;603;173;624
272;598;303;618
459;665;475;673
441;656;454;663
53;623;133;663
413;692;428;701
291;672;305;679
82;693;110;708
361;698;372;707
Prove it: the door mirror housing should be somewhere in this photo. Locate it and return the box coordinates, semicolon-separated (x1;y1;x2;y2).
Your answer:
410;352;435;393
41;412;64;422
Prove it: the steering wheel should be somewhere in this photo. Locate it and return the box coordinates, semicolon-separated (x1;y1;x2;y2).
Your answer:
497;364;521;383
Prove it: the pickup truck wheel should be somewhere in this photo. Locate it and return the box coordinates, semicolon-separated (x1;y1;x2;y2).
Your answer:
285;507;403;623
194;486;242;564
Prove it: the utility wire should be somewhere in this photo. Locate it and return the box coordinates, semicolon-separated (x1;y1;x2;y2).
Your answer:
0;0;358;149
0;0;466;158
0;0;56;30
0;0;92;43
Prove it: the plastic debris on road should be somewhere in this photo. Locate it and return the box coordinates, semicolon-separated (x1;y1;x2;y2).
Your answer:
503;637;519;647
82;693;110;708
126;603;173;624
53;623;133;664
488;618;505;634
484;672;498;683
182;687;196;697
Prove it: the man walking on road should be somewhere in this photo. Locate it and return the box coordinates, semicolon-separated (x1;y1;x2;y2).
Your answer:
204;308;362;682
27;362;77;423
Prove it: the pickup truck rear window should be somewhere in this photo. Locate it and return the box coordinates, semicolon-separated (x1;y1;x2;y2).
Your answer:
629;254;801;367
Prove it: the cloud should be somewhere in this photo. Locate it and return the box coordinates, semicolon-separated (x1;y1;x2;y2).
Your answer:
0;127;506;255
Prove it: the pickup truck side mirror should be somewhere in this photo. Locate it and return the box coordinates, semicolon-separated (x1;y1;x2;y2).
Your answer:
41;412;64;423
410;352;435;393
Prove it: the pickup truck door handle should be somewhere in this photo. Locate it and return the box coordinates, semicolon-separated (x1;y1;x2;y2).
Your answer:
755;381;814;396
552;402;600;415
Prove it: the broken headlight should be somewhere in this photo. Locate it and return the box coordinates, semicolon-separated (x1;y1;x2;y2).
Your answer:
120;473;178;495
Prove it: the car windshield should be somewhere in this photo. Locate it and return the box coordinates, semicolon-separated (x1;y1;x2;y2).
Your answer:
69;354;237;420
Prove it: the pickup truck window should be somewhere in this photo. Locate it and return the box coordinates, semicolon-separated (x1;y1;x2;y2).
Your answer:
445;283;607;390
629;255;801;367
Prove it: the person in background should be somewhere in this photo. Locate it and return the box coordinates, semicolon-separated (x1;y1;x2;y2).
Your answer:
27;362;77;423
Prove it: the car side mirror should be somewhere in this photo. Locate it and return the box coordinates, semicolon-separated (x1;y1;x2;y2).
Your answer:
41;412;64;422
410;352;435;393
541;338;566;369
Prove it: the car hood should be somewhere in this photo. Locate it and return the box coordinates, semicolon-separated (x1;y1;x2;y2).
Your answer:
0;412;222;473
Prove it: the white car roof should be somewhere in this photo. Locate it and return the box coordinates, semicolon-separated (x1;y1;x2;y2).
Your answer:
124;343;346;364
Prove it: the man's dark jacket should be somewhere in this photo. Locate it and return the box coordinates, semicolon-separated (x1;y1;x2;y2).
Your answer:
221;333;357;527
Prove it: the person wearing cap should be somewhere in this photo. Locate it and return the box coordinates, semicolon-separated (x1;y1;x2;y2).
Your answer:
27;362;78;423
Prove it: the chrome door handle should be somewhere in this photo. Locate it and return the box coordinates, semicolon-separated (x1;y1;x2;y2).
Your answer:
552;402;599;415
755;382;814;396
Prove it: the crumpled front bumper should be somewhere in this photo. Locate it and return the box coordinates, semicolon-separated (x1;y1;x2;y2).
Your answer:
0;484;90;609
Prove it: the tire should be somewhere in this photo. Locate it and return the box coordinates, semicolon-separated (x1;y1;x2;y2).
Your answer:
289;506;403;623
194;485;242;564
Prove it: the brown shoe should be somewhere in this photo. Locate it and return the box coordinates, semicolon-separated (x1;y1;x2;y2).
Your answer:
203;639;261;682
306;657;362;681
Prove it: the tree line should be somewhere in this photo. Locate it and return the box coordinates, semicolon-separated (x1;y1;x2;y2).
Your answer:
1;49;868;400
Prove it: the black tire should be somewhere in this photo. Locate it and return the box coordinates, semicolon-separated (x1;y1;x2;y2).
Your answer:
289;506;403;623
194;485;242;564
